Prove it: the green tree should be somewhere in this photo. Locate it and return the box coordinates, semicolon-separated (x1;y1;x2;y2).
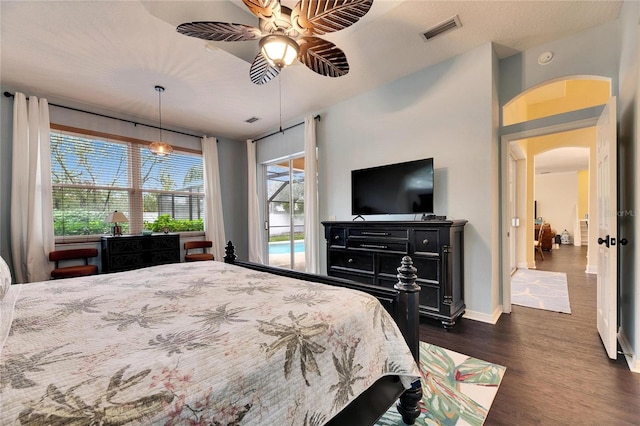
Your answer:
183;164;203;188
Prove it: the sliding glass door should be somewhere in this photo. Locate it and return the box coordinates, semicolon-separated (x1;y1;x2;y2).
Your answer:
265;157;305;271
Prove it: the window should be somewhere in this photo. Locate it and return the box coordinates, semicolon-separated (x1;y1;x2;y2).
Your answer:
51;129;204;239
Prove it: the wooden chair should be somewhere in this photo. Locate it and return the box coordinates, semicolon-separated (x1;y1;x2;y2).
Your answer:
184;241;214;262
534;225;544;261
49;248;99;279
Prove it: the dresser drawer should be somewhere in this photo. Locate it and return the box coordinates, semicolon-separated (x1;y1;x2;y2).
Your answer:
151;249;180;265
349;228;408;239
109;253;145;271
329;250;374;272
376;277;440;312
107;238;144;254
348;240;409;253
416;282;440;312
328;227;346;247
378;254;439;282
151;235;180;251
411;257;439;282
414;230;441;255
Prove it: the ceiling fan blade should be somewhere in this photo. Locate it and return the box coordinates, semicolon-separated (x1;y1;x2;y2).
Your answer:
297;37;349;78
249;53;281;85
291;0;373;36
242;0;281;21
177;22;262;42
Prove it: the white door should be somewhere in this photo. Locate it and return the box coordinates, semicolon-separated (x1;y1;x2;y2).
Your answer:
596;97;618;360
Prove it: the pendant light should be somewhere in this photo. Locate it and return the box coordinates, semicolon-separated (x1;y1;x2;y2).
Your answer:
149;85;173;156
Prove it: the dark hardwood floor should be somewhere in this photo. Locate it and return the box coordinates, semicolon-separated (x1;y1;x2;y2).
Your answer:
419;245;640;425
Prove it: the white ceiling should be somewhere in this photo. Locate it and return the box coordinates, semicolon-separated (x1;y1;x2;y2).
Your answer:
535;147;590;175
0;1;622;141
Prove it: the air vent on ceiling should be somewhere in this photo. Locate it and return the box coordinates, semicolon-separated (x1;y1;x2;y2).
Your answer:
422;15;462;41
245;117;260;124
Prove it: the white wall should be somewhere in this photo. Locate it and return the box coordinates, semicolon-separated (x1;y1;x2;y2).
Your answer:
500;20;621;106
317;43;499;319
534;171;579;241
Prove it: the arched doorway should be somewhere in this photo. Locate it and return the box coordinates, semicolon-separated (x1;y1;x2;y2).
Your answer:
500;75;611;313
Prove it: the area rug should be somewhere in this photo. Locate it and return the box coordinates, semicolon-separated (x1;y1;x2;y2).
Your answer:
376;342;506;426
511;268;572;314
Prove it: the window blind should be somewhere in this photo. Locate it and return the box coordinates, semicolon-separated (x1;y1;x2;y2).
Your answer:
51;129;204;241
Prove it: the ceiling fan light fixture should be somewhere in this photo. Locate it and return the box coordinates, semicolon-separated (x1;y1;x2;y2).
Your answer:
150;85;173;157
259;34;299;68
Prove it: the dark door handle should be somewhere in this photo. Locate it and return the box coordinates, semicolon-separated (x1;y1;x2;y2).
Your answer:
598;235;610;248
620;238;629;246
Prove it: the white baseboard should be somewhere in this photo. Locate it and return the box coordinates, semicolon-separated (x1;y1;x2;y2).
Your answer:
517;262;529;269
585;264;598;274
463;306;502;324
618;328;640;373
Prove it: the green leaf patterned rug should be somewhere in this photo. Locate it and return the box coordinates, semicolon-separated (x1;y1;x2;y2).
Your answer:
376;342;506;426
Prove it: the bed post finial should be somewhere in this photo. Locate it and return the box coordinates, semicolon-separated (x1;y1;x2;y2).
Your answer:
224;241;236;264
394;256;422;425
394;256;420;360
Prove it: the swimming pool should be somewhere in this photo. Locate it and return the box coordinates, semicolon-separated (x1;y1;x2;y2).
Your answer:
269;240;305;255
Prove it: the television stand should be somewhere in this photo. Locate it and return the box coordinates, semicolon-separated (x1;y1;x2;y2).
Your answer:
322;220;467;329
353;215;365;221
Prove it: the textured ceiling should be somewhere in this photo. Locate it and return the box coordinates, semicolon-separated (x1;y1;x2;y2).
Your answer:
0;1;622;140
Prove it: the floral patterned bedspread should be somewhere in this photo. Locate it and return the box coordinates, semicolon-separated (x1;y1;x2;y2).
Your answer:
1;261;419;425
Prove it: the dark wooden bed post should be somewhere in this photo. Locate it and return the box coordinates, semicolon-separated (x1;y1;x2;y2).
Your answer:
224;241;237;264
394;256;423;424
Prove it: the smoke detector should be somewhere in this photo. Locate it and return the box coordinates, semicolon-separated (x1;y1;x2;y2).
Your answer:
538;51;554;65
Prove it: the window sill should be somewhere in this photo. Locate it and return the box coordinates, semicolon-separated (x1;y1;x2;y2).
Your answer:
55;231;205;245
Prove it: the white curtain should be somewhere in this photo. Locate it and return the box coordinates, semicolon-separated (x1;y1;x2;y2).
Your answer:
303;115;319;273
10;93;54;283
247;139;264;263
202;136;226;261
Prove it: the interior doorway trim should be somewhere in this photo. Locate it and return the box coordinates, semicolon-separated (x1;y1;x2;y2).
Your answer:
500;116;599;313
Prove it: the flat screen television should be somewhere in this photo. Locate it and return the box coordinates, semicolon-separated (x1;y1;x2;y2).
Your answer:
351;158;434;215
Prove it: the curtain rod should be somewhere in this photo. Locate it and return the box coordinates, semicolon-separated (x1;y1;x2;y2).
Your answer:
252;114;321;143
3;91;202;139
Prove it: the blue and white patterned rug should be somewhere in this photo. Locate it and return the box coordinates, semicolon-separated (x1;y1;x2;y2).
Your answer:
376;342;506;426
511;269;572;314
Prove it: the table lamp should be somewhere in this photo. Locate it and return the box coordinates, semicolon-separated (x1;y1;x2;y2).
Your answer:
106;211;128;236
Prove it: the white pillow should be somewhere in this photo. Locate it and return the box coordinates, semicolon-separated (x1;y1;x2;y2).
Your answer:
0;256;12;300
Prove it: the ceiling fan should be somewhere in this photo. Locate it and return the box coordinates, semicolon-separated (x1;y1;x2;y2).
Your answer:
176;0;374;85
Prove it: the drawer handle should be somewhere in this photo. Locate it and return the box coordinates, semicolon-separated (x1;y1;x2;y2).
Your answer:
361;231;390;236
334;235;340;240
348;258;354;264
422;239;429;245
360;243;388;249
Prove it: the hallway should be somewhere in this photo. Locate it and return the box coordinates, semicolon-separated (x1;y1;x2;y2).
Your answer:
420;244;640;424
532;244;594;316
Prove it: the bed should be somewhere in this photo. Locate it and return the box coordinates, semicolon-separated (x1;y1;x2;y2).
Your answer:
1;241;422;425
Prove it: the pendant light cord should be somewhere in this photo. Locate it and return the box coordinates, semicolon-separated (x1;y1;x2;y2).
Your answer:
279;74;283;134
156;85;164;141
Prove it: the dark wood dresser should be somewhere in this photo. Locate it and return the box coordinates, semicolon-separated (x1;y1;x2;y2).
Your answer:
101;234;180;273
322;220;467;329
